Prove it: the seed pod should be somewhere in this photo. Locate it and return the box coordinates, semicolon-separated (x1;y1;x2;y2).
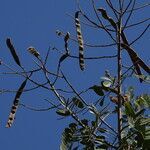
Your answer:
97;8;117;29
121;43;150;74
97;8;109;20
6;38;21;67
108;18;117;30
121;31;143;82
6;79;27;128
64;32;70;54
52;32;70;85
28;47;40;58
75;11;84;71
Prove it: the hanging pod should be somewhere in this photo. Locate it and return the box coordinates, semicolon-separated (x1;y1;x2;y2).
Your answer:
64;32;70;54
75;11;85;71
28;47;40;58
121;43;150;74
6;79;28;128
6;38;22;67
121;31;144;82
97;8;117;30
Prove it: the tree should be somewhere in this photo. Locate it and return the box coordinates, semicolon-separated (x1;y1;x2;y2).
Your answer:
0;0;150;149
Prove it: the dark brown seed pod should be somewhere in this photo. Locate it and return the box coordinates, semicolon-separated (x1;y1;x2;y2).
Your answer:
52;32;70;85
108;18;117;29
75;11;84;71
6;38;21;67
97;8;117;29
64;32;70;54
121;43;150;75
28;47;40;58
97;8;109;20
121;31;143;82
6;79;27;128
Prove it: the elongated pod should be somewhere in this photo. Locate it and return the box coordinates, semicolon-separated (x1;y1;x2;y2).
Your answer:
121;43;150;74
97;8;117;29
6;38;21;67
121;31;143;82
64;32;70;54
6;79;27;128
28;47;40;58
75;11;84;71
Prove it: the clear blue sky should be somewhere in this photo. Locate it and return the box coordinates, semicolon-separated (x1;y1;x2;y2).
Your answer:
0;0;149;150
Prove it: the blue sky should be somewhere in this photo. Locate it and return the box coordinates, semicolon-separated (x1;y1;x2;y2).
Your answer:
0;0;149;150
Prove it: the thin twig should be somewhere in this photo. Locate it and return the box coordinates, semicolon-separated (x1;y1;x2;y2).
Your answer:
68;54;117;60
123;0;136;30
91;0;117;42
56;30;116;48
125;18;150;29
126;2;150;13
20;103;57;111
130;23;150;45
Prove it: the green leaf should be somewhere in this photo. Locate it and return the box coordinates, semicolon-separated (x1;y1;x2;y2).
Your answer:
56;109;71;116
96;135;105;140
143;94;150;108
69;123;77;129
127;86;134;99
135;109;145;118
81;119;88;126
124;101;135;119
101;81;112;88
72;97;84;108
89;85;104;96
6;38;21;67
100;76;112;82
143;139;150;149
140;118;150;126
134;74;150;82
127;117;135;128
60;128;72;150
136;94;150;108
135;97;145;108
95;144;108;149
135;132;144;147
69;123;77;133
97;128;108;133
145;132;150;140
